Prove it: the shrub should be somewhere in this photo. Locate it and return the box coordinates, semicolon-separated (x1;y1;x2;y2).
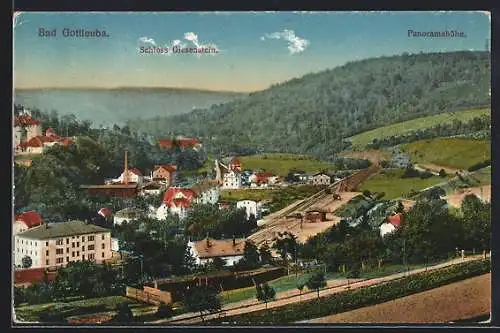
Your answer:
155;302;174;319
467;160;491;172
439;169;447;178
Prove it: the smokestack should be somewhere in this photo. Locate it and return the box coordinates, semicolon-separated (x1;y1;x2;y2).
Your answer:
232;234;236;246
124;151;129;185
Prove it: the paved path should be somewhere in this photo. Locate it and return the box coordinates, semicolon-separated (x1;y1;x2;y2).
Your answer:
150;255;485;324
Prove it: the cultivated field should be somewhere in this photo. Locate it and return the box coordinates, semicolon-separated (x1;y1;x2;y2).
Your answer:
239;153;333;176
348;108;491;149
446;185;491;209
358;169;450;200
306;273;491;324
401;138;491;170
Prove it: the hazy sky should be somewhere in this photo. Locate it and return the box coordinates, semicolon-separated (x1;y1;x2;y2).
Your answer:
13;11;490;92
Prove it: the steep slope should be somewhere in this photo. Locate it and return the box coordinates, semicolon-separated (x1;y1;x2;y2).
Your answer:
127;51;491;158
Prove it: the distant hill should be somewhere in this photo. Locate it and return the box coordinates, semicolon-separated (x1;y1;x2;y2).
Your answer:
126;51;491;158
14;87;246;127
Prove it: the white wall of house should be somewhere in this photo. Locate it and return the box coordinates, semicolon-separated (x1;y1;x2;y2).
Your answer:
114;172;143;184
222;171;242;189
157;204;190;220
113;216;138;226
14;232;112;269
187;241;243;266
111;238;120;252
26;146;44;154
236;200;262;219
13;221;31;235
194;187;220;205
379;222;396;238
312;174;331;185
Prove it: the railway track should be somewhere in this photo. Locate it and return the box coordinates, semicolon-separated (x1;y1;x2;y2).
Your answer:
248;164;381;247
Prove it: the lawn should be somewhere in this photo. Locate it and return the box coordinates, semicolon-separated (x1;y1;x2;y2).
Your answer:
14;295;155;323
220;189;278;202
239;153;334;177
358;169;451;200
348;108;491;149
401;138;491;170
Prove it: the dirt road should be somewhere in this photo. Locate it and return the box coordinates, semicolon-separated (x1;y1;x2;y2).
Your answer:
446;185;491;209
154;255;486;324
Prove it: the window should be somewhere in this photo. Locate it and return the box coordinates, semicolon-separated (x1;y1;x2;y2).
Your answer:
101;252;105;258
72;252;75;257
88;245;95;251
101;243;105;249
56;239;63;245
77;242;80;247
72;236;75;239
56;248;63;255
21;240;23;244
35;242;37;246
77;251;80;256
46;250;49;256
30;241;32;245
66;257;69;262
88;236;95;242
66;238;69;244
66;248;69;253
82;254;85;260
72;242;75;248
56;258;64;264
88;253;95;260
46;241;49;246
101;234;105;240
46;260;49;265
82;246;85;251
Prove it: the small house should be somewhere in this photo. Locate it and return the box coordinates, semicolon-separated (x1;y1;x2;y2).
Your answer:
187;237;246;266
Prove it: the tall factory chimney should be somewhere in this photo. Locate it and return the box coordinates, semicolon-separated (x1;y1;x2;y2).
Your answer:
124;151;129;185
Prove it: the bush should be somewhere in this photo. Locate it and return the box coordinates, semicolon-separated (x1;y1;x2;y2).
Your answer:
362;190;372;198
208;259;490;324
467;160;491;172
155;302;174;319
438;169;447;178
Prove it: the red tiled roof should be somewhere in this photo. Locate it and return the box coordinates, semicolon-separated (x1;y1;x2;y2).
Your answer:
45;128;57;137
388;213;403;227
163;188;196;208
128;168;143;176
14;115;40;127
230;157;241;166
15;211;43;228
154;164;177;173
14;268;56;285
158;137;201;149
25;135;55;148
98;208;113;217
254;172;274;183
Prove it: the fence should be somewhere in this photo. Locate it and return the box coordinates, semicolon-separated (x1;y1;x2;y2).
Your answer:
125;286;172;305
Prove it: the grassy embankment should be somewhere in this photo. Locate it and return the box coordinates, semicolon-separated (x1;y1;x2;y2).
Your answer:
348;108;490;150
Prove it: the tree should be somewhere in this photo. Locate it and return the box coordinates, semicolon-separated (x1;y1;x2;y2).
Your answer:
211;257;226;270
113;302;134;323
243;240;261;268
296;282;306;302
395;201;405;214
259;244;272;265
438;169;447;177
272;232;298;261
305;272;327;299
255;283;276;309
183;286;221;322
22;255;33;269
155;302;174;319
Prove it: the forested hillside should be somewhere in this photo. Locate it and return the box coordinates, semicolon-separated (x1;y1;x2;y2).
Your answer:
127;51;491;158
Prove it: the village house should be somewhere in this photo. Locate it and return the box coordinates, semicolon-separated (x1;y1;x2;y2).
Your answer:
140;182;166;196
14;220;112;269
98;207;113;219
157;181;220;220
222;170;242;189
152;164;177;186
13;211;43;235
187;236;246;266
310;172;332;186
113;168;144;185
249;172;275;187
236;200;263;220
222;156;242;173
379;213;403;238
113;207;146;226
158;136;202;151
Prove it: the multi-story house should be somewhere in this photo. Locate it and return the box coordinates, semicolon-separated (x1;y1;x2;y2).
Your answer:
236;200;263;220
13;211;43;235
222;170;242;189
13;220;112;269
152;164;177;187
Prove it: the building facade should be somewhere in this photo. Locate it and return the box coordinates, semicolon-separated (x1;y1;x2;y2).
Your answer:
311;173;332;185
152;164;177;186
14;221;112;269
236;200;262;220
187;238;245;266
222;171;242;189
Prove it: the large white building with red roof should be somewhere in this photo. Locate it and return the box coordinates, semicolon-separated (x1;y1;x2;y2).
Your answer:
379;213;403;238
112;168;144;185
156;181;220;220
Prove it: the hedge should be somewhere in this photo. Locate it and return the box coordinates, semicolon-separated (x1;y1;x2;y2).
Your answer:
208;259;490;324
468;160;491;172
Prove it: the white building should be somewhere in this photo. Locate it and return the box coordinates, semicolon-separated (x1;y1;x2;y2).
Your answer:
140;182;165;196
113;168;144;185
113;207;145;226
379;213;403;238
236;200;263;220
14;220;112;269
222;171;242;189
310;173;332;186
187;238;245;266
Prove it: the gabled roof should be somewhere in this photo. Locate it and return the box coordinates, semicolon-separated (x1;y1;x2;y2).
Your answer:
14;115;40;127
17;221;109;240
15;211;43;228
388;213;403;227
163;187;196;208
25;135;55;148
192;238;246;259
312;172;331;177
98;207;112;217
153;164;177;173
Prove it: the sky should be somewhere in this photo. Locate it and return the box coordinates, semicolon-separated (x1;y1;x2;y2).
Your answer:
13;11;491;92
